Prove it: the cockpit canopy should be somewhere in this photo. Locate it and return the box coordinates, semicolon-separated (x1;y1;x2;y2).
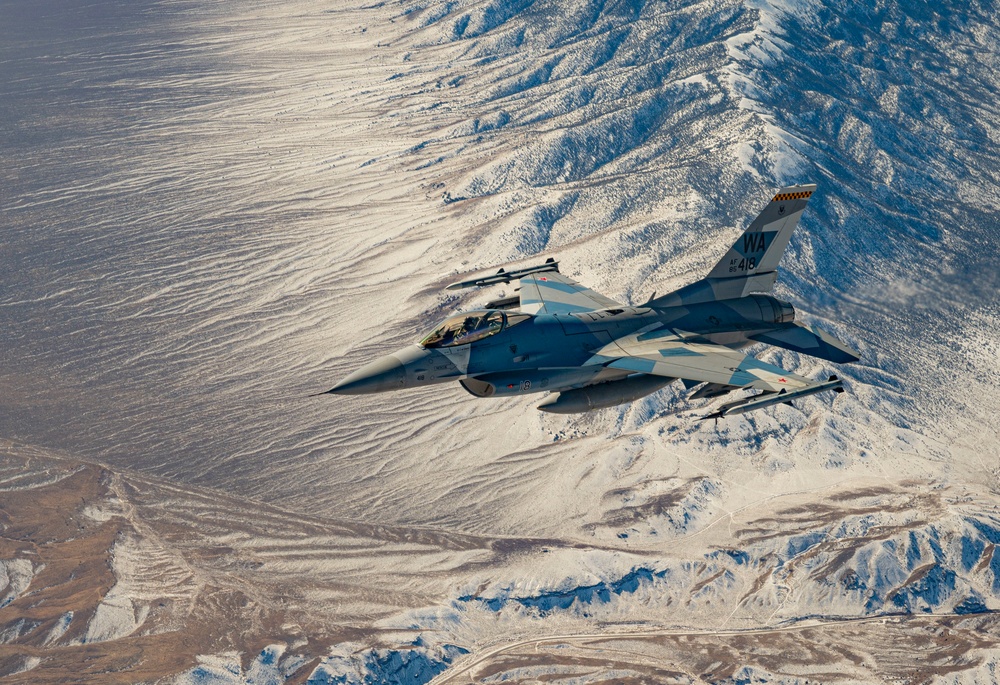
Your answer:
419;309;504;349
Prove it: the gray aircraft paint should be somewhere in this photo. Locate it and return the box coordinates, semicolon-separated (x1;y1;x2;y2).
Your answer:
326;185;859;419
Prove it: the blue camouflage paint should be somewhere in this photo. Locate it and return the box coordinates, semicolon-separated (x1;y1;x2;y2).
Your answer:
657;348;702;357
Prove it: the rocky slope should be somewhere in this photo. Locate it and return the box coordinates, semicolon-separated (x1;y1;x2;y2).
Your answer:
1;0;998;681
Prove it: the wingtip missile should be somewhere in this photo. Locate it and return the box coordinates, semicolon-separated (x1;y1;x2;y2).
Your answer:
702;376;845;420
445;257;558;291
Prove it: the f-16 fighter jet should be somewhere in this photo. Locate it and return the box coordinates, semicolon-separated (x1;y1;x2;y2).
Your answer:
325;184;858;419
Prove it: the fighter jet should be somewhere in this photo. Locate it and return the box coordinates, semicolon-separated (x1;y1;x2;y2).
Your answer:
325;184;858;419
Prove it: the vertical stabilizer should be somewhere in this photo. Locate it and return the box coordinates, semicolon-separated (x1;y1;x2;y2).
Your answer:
653;184;816;307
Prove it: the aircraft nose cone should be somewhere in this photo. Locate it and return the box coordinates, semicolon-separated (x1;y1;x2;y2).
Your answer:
328;355;405;395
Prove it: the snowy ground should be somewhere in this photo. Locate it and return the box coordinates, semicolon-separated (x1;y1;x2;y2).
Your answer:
1;0;998;682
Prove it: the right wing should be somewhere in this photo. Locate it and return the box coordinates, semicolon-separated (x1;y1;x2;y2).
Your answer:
446;258;624;315
518;272;624;315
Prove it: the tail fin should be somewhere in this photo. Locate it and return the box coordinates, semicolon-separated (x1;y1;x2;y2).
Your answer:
653;184;816;307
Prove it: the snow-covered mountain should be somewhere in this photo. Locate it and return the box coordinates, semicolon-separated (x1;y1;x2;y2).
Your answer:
0;0;998;682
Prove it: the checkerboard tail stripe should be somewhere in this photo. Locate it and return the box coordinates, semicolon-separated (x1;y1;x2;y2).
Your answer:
772;191;813;202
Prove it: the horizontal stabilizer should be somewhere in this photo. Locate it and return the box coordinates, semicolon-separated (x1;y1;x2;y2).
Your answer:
749;323;859;364
446;258;558;290
702;376;844;420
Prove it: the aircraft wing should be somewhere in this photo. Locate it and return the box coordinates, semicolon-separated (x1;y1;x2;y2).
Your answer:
593;328;814;393
446;258;623;315
518;272;624;315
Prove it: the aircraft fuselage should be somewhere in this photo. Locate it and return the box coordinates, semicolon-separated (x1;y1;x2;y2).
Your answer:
326;183;858;418
329;294;794;399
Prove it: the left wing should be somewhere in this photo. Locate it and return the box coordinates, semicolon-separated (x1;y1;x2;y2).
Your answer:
591;327;844;417
518;272;624;315
594;329;813;392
